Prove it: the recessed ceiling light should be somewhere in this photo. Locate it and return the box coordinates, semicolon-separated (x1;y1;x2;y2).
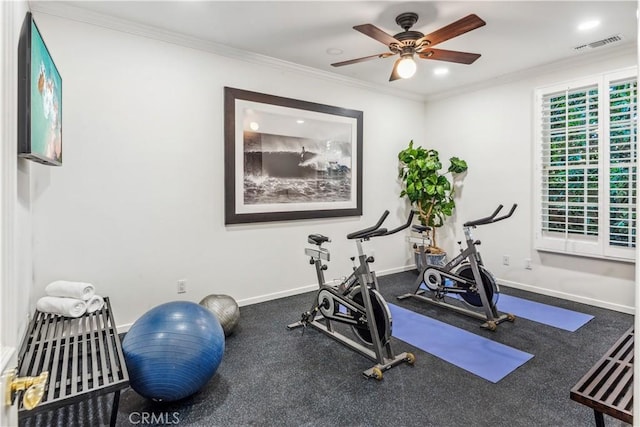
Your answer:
433;67;449;76
578;20;600;31
249;122;259;131
296;119;305;124
326;48;343;55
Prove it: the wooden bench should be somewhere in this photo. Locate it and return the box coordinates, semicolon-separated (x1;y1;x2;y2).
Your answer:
16;296;129;427
570;326;633;426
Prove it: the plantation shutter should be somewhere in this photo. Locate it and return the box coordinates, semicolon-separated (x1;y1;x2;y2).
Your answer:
538;83;601;255
535;68;637;261
606;76;637;256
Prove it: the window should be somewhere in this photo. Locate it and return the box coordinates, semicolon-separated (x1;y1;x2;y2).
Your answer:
535;68;637;261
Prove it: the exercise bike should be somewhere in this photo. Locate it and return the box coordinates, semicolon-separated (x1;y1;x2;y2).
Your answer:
287;210;416;380
398;204;517;331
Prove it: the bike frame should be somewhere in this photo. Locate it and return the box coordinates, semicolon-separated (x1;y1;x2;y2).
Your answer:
288;211;415;379
303;237;391;361
398;204;517;330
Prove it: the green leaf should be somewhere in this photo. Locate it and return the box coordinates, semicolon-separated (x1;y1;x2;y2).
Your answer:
424;160;435;171
449;157;468;173
442;179;451;191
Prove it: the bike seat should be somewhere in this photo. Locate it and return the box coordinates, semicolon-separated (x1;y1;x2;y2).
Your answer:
412;225;431;233
308;234;330;245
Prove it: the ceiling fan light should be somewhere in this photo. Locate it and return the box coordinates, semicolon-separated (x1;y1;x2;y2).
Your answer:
397;55;417;79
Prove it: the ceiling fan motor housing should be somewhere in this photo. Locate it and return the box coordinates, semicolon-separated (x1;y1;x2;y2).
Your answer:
395;12;419;31
393;13;426;51
394;30;424;42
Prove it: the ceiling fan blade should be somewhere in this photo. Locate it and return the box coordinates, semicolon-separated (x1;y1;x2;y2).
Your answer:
419;48;481;64
354;24;400;46
389;58;402;82
418;14;486;48
331;52;393;67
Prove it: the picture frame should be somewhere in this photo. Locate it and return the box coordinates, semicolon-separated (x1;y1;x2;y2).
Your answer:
224;87;363;224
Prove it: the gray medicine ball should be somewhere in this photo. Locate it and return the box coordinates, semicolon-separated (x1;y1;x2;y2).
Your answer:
199;294;240;337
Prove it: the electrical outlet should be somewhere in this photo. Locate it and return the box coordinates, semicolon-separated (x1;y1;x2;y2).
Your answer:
502;255;510;266
525;258;532;270
177;279;187;294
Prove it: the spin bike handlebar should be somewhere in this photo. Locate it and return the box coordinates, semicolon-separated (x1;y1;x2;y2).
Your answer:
493;204;518;223
347;210;389;240
346;210;415;240
382;210;415;236
463;204;517;227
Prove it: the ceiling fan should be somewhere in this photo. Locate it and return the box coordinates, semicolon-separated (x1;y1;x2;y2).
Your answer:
332;12;486;81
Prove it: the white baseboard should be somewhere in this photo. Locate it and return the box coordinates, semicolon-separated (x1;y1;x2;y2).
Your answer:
377;264;417;276
116;283;321;333
116;267;631;333
117;323;133;334
236;284;318;307
235;264;416;308
497;278;635;315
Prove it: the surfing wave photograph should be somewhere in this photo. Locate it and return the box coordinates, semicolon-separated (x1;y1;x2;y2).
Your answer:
243;131;352;205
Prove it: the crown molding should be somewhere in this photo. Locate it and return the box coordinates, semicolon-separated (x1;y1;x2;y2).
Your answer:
29;2;635;105
28;1;426;102
427;42;637;102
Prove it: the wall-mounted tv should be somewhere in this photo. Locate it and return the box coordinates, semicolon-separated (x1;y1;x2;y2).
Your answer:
18;12;62;166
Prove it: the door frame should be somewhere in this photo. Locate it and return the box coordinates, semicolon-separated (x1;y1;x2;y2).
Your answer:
1;1;24;425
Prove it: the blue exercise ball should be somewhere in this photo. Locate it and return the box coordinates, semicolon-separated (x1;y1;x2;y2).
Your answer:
122;301;225;402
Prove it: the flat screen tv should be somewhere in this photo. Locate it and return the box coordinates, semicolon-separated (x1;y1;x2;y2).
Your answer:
18;12;62;166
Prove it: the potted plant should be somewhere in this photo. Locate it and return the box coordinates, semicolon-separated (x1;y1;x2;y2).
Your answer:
398;140;468;266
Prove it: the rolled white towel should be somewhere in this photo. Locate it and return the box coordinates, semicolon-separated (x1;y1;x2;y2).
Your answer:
45;280;95;301
36;296;87;318
86;295;105;313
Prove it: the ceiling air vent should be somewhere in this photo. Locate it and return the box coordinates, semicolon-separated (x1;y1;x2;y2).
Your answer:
574;34;623;51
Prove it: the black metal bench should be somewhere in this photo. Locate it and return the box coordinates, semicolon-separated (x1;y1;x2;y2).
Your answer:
17;296;129;426
570;326;633;426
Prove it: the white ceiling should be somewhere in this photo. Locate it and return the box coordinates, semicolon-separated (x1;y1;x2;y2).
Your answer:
36;1;638;97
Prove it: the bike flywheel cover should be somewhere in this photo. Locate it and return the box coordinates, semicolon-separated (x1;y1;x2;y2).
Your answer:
347;288;391;346
455;264;498;308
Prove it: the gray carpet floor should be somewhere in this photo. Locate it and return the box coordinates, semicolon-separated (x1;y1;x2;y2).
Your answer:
21;271;633;427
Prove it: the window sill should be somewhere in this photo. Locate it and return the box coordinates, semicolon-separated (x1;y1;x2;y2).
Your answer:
535;247;635;264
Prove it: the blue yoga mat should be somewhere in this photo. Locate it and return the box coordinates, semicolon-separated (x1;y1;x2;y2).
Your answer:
498;294;593;332
389;303;533;383
417;283;594;332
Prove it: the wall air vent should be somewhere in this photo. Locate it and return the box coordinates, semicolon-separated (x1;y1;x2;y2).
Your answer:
574;34;623;51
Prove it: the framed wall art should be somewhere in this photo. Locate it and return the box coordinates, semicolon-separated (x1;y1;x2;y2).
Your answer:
224;87;363;224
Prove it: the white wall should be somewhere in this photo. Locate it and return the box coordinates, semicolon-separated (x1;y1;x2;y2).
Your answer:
28;13;425;329
425;46;637;313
